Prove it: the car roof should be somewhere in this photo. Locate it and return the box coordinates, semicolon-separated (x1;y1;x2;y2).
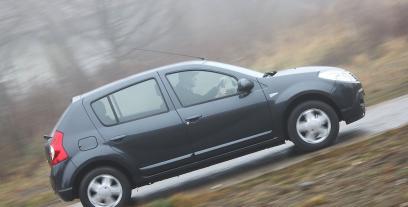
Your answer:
75;60;203;102
74;60;261;102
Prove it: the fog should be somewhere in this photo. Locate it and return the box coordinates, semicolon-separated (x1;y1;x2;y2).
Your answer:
1;0;407;179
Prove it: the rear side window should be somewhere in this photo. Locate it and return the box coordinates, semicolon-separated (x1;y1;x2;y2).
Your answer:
110;79;167;122
92;97;117;125
92;79;168;125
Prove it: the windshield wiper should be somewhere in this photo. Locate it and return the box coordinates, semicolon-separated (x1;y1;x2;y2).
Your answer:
263;71;277;77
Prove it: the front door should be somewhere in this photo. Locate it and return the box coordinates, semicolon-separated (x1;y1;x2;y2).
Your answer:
162;69;274;160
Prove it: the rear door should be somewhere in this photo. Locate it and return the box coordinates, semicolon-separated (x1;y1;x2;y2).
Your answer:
159;67;275;160
84;73;193;176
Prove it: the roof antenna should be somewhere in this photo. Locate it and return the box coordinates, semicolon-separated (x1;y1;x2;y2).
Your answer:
125;48;207;61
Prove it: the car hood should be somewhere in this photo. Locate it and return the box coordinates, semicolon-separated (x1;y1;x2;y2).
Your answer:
274;66;344;77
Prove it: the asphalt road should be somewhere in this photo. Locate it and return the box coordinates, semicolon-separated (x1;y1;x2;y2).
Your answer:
70;94;408;207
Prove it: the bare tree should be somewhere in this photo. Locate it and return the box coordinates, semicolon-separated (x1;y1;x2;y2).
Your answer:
92;1;177;68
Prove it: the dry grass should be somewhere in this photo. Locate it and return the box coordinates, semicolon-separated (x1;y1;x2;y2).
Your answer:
0;162;60;207
298;194;328;207
143;125;408;207
252;35;408;106
0;133;68;207
248;0;408;106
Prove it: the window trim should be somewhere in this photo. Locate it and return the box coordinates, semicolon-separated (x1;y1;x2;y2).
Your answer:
107;96;119;123
91;78;169;127
165;69;239;108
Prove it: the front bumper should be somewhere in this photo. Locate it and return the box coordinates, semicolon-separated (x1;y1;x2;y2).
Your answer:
341;87;366;124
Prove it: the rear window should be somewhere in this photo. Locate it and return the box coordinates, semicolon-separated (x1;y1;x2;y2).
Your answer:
92;79;168;125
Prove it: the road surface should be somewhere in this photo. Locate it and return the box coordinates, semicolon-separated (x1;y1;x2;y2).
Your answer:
70;94;408;206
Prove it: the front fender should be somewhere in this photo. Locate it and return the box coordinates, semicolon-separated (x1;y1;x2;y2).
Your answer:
259;76;336;138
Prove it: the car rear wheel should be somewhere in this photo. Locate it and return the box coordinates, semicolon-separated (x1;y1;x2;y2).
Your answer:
79;167;131;207
288;100;339;152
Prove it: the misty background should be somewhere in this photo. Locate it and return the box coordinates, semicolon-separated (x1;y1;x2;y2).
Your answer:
0;0;407;206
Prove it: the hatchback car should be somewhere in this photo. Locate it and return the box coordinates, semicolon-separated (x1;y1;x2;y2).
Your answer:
44;60;365;207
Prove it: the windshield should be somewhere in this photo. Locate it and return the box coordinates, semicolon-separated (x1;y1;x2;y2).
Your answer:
205;61;263;78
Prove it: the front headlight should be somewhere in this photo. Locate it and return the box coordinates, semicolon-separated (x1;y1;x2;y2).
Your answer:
318;70;359;83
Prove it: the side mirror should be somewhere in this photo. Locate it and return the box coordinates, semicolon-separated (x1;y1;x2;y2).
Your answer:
237;78;254;93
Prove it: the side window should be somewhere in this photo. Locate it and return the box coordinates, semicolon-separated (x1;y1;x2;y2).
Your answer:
92;79;167;125
92;97;117;126
110;79;167;122
167;70;238;106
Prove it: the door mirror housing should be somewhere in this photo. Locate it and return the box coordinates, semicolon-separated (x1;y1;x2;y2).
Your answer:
237;78;254;93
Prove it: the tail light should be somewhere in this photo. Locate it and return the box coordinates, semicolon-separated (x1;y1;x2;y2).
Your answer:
49;131;68;165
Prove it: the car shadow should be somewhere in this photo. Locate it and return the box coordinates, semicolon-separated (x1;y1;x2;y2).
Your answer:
130;128;368;205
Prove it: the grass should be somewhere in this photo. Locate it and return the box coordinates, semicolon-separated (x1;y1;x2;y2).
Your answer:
248;0;408;106
143;125;408;207
299;194;328;207
0;162;60;207
0;134;68;207
251;35;408;106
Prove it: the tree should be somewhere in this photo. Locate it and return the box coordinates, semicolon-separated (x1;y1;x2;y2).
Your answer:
92;0;177;70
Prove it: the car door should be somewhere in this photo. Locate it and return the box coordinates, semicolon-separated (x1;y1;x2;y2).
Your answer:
161;68;275;160
86;73;193;176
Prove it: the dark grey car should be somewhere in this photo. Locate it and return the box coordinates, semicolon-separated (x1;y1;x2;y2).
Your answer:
44;60;365;207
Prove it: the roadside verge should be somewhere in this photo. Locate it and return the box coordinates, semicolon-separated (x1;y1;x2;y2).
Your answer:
144;125;408;207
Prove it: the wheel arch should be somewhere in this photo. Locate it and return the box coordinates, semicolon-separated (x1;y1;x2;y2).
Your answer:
282;92;342;140
71;158;135;198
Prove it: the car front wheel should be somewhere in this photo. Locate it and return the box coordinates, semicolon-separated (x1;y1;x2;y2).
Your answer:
288;100;339;152
79;167;131;207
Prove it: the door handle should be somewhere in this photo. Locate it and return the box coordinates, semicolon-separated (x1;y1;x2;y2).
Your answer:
110;135;127;142
185;114;202;125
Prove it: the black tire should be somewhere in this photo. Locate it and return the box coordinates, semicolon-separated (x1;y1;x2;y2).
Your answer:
79;167;131;207
287;100;339;152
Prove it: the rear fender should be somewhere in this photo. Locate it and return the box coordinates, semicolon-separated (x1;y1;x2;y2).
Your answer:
69;145;141;196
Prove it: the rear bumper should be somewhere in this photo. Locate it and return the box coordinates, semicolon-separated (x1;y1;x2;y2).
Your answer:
56;187;75;201
49;160;77;201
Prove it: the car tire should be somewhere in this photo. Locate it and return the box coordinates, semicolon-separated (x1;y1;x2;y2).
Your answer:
288;100;339;152
79;167;131;207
